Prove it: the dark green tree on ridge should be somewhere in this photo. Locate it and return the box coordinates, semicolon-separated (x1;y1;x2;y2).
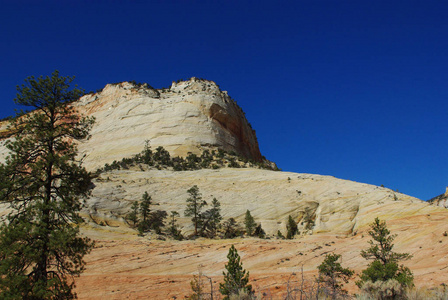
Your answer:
286;215;298;239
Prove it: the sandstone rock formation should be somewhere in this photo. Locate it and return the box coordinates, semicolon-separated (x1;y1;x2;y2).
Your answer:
86;167;442;236
0;78;263;171
76;216;448;299
76;167;448;299
74;78;262;171
429;186;448;208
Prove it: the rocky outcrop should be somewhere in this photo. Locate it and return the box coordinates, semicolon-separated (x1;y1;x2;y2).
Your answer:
68;78;263;171
428;187;448;208
76;167;448;299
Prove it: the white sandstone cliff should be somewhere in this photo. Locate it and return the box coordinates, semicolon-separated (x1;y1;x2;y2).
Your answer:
72;78;263;171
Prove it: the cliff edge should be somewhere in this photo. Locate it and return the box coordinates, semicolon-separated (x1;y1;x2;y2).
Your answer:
75;78;263;171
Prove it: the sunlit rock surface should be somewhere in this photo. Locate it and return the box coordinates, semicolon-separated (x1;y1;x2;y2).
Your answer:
71;78;263;171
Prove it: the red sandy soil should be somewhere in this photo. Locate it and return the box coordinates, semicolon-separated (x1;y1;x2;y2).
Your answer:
75;212;448;299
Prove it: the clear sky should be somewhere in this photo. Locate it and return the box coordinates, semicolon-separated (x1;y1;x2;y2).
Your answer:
1;1;447;200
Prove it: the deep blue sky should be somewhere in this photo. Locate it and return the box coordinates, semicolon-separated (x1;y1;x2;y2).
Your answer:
1;1;447;200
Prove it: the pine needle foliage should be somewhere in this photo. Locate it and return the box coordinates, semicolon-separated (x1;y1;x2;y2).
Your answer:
126;192;167;236
317;253;354;299
168;211;183;240
357;218;414;289
137;191;152;235
0;71;94;299
199;197;222;238
184;185;207;237
219;245;253;299
244;210;256;237
286;215;298;239
221;218;242;239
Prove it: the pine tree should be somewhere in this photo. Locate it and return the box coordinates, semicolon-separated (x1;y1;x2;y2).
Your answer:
244;210;256;236
221;218;242;239
0;71;94;299
187;270;206;300
140;192;152;222
277;230;285;239
317;253;354;299
286;215;298;239
200;197;222;238
126;202;140;228
254;223;265;239
137;191;152;235
219;245;253;299
128;192;166;236
168;211;183;240
184;185;207;237
148;210;167;234
357;218;413;288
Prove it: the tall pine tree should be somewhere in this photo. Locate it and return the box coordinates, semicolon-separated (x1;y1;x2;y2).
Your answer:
0;71;94;299
244;210;256;237
200;197;222;238
184;185;207;237
137;191;152;235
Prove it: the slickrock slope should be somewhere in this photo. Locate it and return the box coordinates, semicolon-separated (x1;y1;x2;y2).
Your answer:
85;168;438;236
73;167;448;299
76;210;448;299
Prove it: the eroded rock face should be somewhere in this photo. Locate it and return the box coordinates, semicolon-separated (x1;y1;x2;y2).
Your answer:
68;78;263;171
428;187;448;208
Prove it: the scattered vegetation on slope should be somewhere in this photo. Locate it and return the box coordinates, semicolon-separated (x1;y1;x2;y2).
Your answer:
185;219;427;300
96;141;278;173
124;186;268;241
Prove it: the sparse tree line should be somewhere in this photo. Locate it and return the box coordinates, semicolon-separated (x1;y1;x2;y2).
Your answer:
186;218;439;300
124;185;270;240
96;142;277;173
123;185;318;241
122;183;326;244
